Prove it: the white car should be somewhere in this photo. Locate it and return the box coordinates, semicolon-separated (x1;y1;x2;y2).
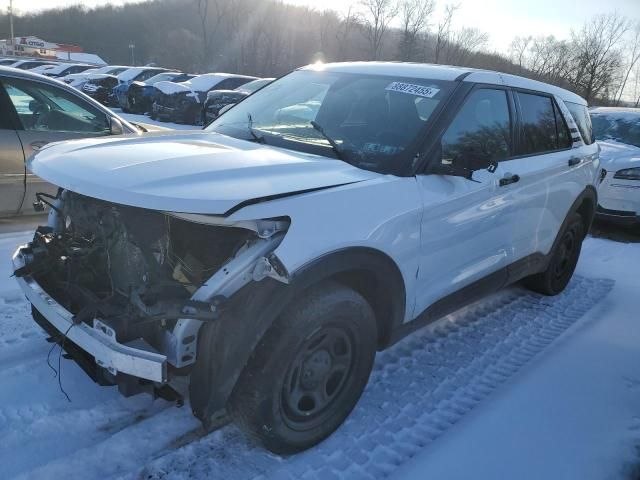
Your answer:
590;107;640;225
63;65;129;87
13;62;600;454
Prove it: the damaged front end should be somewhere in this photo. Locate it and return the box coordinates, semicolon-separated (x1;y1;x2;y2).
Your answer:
13;190;288;397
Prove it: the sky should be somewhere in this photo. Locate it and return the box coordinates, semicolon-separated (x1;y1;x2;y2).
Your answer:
2;0;639;53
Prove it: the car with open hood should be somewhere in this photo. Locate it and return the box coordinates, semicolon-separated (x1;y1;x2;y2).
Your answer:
13;62;600;454
589;107;640;225
201;77;274;125
151;73;256;124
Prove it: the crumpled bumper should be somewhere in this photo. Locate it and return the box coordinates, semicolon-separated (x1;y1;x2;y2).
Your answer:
13;244;168;383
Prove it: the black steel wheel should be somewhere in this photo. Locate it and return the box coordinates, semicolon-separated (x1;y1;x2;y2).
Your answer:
228;282;377;454
281;325;355;431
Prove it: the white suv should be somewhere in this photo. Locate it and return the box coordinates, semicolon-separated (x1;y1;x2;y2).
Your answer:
13;62;600;453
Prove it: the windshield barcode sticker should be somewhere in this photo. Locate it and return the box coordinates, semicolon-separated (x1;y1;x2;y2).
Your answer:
385;82;440;98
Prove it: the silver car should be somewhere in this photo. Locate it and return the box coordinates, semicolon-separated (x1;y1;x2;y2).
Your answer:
0;66;140;217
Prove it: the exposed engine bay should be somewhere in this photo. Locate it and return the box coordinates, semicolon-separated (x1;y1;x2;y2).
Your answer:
15;190;288;374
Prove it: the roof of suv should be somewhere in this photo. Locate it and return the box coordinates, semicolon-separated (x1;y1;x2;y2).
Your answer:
302;62;587;106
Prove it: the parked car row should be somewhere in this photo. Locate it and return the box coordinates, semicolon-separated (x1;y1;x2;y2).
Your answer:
1;57;275;126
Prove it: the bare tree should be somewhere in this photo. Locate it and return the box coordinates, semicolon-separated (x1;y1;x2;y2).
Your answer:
634;61;640;107
509;35;532;71
569;12;628;102
359;0;399;60
523;35;573;84
195;0;228;69
614;22;640;105
335;4;360;61
434;3;458;64
446;27;488;64
397;0;435;61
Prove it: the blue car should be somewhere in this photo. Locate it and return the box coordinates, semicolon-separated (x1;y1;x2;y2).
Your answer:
127;72;195;114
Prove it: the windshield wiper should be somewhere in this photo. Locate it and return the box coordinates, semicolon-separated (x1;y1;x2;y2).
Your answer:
247;113;265;144
310;121;352;164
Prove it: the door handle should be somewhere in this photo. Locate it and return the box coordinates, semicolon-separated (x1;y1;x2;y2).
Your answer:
499;174;520;187
30;141;49;151
568;157;582;167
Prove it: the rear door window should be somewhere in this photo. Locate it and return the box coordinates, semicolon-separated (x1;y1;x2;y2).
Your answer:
566;101;594;145
516;92;569;155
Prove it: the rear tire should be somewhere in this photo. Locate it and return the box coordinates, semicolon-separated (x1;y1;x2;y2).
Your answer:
229;282;377;454
524;212;584;295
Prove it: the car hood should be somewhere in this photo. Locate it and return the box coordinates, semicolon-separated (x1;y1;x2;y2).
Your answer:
598;140;640;169
28;132;379;215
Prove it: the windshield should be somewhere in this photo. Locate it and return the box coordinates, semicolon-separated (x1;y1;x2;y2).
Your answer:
592;111;640;148
207;69;453;174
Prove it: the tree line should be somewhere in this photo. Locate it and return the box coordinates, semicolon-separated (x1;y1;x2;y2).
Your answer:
1;0;638;105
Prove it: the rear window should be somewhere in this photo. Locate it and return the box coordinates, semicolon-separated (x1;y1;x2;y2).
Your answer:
566;101;594;145
517;92;570;155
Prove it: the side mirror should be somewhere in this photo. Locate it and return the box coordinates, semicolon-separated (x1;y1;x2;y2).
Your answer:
110;117;124;135
428;149;497;180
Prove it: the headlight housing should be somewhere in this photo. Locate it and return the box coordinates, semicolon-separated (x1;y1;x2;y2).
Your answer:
613;167;640;180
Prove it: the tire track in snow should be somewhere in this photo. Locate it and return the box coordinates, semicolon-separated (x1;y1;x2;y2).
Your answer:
127;276;613;480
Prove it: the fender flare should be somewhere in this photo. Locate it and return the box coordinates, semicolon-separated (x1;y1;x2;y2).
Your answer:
189;247;406;421
572;184;598;235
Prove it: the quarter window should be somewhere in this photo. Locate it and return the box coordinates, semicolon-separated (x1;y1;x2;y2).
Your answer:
517;92;570;154
553;102;572;149
566;101;594;145
441;88;512;170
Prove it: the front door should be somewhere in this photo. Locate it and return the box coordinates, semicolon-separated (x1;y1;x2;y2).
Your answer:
0;84;26;217
0;128;26;217
414;87;516;315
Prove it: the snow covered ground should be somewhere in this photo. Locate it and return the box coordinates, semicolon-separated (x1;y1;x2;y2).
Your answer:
1;226;639;480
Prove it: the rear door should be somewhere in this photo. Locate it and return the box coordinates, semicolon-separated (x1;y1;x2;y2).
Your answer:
1;76;113;214
0;85;25;217
498;90;579;264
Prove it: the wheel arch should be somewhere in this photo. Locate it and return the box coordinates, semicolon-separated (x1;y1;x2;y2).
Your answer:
189;246;407;423
574;185;597;238
290;247;407;349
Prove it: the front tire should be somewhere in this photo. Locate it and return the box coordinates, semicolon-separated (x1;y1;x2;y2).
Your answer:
525;212;585;295
229;282;377;454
